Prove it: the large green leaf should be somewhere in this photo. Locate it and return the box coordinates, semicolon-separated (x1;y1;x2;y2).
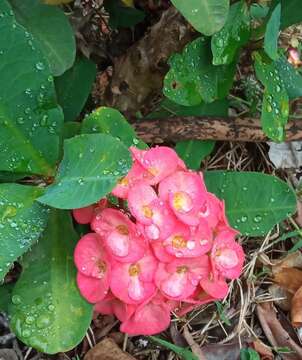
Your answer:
254;52;289;142
10;0;76;76
280;0;302;29
38;133;132;209
0;283;14;313
9;210;93;354
81;107;147;149
0;172;28;183
204;171;296;236
171;0;229;36
211;0;250;65
264;2;281;60
275;55;302;99
0;0;63;176
55;57;97;122
164;37;236;106
0;184;49;281
176;140;215;170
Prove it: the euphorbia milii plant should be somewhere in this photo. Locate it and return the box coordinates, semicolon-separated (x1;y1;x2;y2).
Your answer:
73;146;245;335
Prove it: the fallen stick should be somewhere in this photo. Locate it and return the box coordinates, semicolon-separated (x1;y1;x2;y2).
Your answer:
132;116;302;143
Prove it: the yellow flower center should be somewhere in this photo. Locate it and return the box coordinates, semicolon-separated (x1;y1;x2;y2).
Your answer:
116;224;129;235
128;264;141;277
172;235;187;249
176;265;188;274
142;205;153;218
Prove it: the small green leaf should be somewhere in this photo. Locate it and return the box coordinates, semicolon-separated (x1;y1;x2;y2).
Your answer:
149;336;198;360
164;37;236;106
280;0;302;30
176;141;215;170
211;1;250;65
215;301;231;326
254;52;289;142
0;0;64;176
171;0;229;36
38;133;132;209
264;2;281;60
55;57;97;122
9;210;93;354
81;107;147;149
275;55;302;99
0;283;14;313
204;171;297;237
240;348;260;360
104;0;145;29
0;184;49;281
10;0;76;76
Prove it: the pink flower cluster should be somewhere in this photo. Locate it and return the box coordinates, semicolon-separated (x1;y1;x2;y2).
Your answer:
73;146;244;336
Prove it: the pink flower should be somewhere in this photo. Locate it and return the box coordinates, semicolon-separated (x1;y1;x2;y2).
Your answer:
177;287;216;316
200;275;229;300
211;230;245;279
91;208;145;263
159;171;207;226
72;205;95;224
77;272;110;303
110;251;158;304
155;257;209;300
131;146;179;185
120;292;171;335
288;48;302;67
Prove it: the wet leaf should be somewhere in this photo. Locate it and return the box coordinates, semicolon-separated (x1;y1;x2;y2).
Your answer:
275;56;302;99
171;0;229;36
264;2;281;60
254;52;289;142
9;210;93;354
55;57;97;122
0;0;63;176
10;0;75;76
291;286;302;328
37;133;132;209
176;140;215;170
204;171;296;236
0;184;49;282
0;283;14;313
81;107;147;149
211;0;250;65
164;37;236;106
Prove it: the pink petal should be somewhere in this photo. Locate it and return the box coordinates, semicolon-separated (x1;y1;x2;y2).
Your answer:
77;272;109;303
74;233;110;279
72;205;95;224
128;182;158;224
200;276;229;299
151;240;176;263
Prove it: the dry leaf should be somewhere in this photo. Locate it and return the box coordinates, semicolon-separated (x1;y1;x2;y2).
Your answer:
183;326;206;360
273;268;302;294
44;0;73;4
269;284;293;311
252;339;273;360
272;252;302;275
84;338;136;360
257;302;302;360
291;286;302;328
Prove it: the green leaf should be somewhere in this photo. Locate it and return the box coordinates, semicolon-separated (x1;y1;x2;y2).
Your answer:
0;0;64;176
81;107;147;149
9;210;93;354
10;0;76;76
280;0;302;30
275;55;302;99
254;52;289;142
38;133;132;209
211;1;250;65
164;37;236;106
0;184;49;281
204;171;297;237
149;336;198;360
176;140;215;170
0;172;28;183
250;4;269;20
55;57;97;122
0;283;14;313
171;0;229;36
264;2;281;60
240;348;260;360
104;0;145;29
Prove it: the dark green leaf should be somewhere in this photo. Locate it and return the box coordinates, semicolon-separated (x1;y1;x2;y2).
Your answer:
280;0;302;30
240;348;260;360
164;37;236;106
171;0;229;36
176;141;215;170
275;55;302;99
104;0;145;29
9;210;93;354
0;184;49;281
0;0;64;176
250;4;269;19
0;172;28;183
62;122;81;140
204;171;296;236
81;107;147;149
215;301;231;326
38;134;132;209
149;336;198;360
55;57;97;122
264;2;281;60
211;1;250;65
0;283;14;313
254;52;289;142
10;0;76;76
